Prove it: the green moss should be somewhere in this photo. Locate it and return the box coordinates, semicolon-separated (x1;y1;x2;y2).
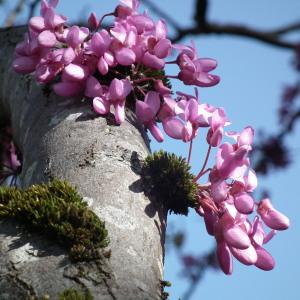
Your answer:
0;180;109;262
142;151;198;215
58;288;93;300
160;280;172;300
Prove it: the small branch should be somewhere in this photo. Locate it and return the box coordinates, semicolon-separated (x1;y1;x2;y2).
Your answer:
271;21;300;36
28;0;41;21
4;0;26;27
181;248;217;300
279;108;300;138
194;0;208;29
172;22;299;50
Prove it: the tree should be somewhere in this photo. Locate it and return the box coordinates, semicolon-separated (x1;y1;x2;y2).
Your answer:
0;25;166;299
0;1;297;300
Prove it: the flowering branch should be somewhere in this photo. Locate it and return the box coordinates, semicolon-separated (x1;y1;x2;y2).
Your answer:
10;0;290;282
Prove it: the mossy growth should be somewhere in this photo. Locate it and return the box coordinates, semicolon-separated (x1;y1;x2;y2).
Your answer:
58;288;93;300
142;151;198;215
0;180;109;262
160;280;172;300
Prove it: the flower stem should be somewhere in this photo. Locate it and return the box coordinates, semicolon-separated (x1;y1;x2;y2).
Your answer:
165;75;179;79
194;145;212;182
97;13;114;31
135;86;146;96
187;139;193;164
133;77;154;84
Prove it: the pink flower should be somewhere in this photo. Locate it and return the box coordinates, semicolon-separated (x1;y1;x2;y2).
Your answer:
249;217;276;271
66;26;89;49
53;80;84;97
88;12;100;30
217;241;233;275
257;198;290;230
162;95;215;142
85;76;103;98
93;78;132;124
90;30;114;75
206;108;229;147
136;91;164;142
13;31;42;74
110;23;137;66
176;43;220;87
115;0;140;18
233;192;255;214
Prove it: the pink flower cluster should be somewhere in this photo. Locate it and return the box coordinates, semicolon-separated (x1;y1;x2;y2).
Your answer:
12;0;289;275
196;127;289;274
0;127;22;186
13;0;219;129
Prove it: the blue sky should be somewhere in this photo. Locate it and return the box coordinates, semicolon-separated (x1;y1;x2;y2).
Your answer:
1;1;299;299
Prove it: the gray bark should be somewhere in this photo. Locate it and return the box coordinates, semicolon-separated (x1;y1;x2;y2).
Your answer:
0;26;166;300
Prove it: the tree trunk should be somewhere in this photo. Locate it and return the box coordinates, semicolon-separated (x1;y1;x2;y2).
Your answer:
0;26;166;300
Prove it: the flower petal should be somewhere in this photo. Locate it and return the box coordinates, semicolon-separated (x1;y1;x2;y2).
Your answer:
234;192;254;214
64;63;89;81
230;245;257;265
224;226;251;249
38;30;57;47
144;91;160;115
53;81;83;97
115;47;136;66
162;117;184;140
93;97;110;115
217;241;233;275
85;76;102;98
255;247;275;271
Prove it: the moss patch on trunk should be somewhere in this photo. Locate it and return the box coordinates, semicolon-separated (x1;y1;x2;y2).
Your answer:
142;151;198;215
58;288;93;300
0;180;109;262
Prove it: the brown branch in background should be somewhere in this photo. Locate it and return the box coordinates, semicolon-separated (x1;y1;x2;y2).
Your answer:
4;0;26;27
172;23;299;49
271;21;300;36
28;0;41;21
142;0;300;50
279;108;300;138
194;0;208;30
180;249;218;300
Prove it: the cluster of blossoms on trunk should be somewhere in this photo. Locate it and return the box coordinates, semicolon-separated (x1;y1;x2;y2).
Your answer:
0;127;22;186
195;126;289;274
11;0;289;275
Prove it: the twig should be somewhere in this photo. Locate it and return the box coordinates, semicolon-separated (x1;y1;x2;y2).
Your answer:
194;0;208;29
181;249;217;300
271;21;300;35
4;0;26;27
172;22;299;50
28;0;41;21
279;108;300;138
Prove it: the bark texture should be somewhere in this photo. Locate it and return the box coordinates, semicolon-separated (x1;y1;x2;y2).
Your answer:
0;26;166;300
